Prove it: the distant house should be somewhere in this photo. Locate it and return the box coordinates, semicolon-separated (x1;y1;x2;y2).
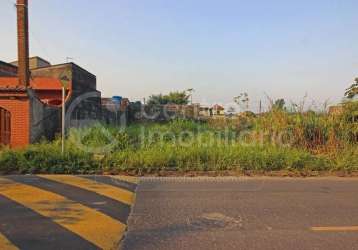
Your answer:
101;97;130;125
199;106;212;117
212;104;225;116
328;99;358;115
328;105;344;115
102;97;130;113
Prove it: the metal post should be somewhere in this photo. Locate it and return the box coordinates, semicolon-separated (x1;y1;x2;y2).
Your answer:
61;86;65;154
259;100;262;114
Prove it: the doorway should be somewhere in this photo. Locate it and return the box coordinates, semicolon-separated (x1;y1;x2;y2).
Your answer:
0;107;11;146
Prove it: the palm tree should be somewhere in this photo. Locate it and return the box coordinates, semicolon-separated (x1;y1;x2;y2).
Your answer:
345;78;358;99
186;88;195;104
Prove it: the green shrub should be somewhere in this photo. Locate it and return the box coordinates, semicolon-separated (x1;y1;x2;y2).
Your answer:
0;117;355;175
104;141;331;173
0;142;100;174
0;150;27;174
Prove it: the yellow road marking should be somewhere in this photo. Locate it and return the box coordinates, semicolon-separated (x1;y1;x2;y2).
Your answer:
0;233;18;250
311;226;358;232
111;175;139;184
40;175;135;206
0;177;126;250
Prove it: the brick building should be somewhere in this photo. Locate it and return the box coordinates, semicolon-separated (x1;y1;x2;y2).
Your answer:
0;61;18;77
0;0;101;148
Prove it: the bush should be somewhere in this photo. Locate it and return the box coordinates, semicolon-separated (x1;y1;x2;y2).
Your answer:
104;142;331;173
0;116;356;175
0;142;100;174
0;150;27;174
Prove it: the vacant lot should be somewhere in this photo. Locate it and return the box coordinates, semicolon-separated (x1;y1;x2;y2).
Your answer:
0;102;357;175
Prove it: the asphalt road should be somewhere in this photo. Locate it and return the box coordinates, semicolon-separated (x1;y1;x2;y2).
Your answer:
122;177;358;250
1;176;358;250
0;175;138;250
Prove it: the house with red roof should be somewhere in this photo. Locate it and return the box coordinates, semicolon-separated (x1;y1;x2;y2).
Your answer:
212;104;225;116
0;1;101;147
0;57;102;148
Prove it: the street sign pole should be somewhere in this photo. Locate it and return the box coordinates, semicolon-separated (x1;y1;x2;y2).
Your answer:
59;70;70;155
62;86;65;154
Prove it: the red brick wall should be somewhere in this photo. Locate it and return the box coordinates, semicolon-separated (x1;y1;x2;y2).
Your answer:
0;98;30;148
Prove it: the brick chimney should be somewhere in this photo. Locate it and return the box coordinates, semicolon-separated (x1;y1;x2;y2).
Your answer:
16;0;30;87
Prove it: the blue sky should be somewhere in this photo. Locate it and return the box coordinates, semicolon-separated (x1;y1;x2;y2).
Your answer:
1;0;358;110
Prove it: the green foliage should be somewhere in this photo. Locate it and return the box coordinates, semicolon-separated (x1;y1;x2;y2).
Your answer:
0;142;100;174
345;78;358;99
104;141;331;173
332;146;358;171
147;91;190;105
272;99;286;111
0;150;26;174
250;104;358;150
0;109;356;175
67;123;129;153
234;92;249;110
329;102;358;146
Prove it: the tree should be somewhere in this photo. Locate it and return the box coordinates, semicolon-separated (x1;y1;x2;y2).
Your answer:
345;78;358;99
147;91;190;105
147;94;165;105
234;92;249;111
272;98;286;110
166;91;190;104
186;88;195;104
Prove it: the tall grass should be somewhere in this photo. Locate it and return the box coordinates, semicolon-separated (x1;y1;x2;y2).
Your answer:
0;142;100;174
104;142;331;173
0;102;357;174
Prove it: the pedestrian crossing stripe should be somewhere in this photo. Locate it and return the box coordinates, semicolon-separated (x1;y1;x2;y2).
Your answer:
0;177;128;250
0;233;18;250
40;175;135;205
311;226;358;232
111;175;139;184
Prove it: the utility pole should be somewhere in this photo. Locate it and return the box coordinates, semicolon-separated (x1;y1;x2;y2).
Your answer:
259;100;262;114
